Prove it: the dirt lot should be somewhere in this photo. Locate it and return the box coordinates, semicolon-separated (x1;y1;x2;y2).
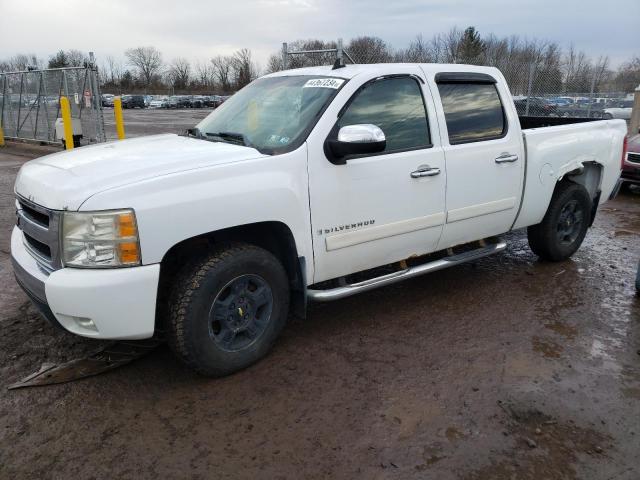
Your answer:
0;145;639;479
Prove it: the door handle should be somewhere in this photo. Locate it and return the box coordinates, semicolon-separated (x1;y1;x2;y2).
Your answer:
495;153;519;163
410;165;441;178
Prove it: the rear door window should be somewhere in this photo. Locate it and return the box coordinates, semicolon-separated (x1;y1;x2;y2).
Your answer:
437;82;506;144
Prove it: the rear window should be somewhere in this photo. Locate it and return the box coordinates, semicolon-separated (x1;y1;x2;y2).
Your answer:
437;83;506;144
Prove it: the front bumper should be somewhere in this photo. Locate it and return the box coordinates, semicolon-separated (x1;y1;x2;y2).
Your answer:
621;165;640;184
11;226;160;339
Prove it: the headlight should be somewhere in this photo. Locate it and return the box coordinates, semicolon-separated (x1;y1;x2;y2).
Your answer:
62;209;141;268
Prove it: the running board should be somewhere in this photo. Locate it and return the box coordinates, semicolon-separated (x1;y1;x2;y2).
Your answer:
307;240;507;302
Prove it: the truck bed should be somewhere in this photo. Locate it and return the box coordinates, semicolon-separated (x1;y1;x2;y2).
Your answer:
513;118;627;230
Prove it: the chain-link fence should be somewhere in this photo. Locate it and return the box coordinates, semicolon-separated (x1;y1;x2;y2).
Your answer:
0;64;105;144
282;40;632;120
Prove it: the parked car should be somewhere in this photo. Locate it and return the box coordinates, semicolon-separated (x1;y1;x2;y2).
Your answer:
513;97;558;116
622;133;640;186
149;96;169;108
11;64;626;376
190;96;205;108
602;100;633;120
101;94;114;107
175;96;192;108
121;95;146;109
558;102;604;119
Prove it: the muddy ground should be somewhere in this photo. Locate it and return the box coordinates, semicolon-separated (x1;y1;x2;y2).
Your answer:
0;145;639;479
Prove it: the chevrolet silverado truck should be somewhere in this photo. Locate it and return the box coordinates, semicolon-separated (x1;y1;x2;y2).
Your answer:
11;64;627;376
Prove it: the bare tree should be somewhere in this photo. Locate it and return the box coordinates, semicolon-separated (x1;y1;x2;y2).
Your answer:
194;61;215;89
66;49;88;67
613;56;640;92
231;48;256;89
125;46;163;90
4;53;43;71
168;57;191;90
101;55;123;87
398;34;433;63
211;55;233;92
346;36;392;63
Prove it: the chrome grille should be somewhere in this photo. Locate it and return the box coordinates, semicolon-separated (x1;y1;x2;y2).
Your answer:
16;195;62;272
627;152;640;165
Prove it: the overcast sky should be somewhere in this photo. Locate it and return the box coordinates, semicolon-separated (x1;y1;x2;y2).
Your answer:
1;0;638;69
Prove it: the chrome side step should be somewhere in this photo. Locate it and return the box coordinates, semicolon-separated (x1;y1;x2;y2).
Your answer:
307;240;507;302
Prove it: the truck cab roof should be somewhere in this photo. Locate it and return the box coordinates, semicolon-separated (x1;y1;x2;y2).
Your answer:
265;63;503;80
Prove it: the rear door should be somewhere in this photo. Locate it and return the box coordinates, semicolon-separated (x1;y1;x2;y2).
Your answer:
429;72;524;249
306;69;447;283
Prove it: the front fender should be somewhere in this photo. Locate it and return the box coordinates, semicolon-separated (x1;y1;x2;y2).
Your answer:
80;146;313;279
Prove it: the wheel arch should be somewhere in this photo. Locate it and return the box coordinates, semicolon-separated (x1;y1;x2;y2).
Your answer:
156;221;307;333
560;161;602;225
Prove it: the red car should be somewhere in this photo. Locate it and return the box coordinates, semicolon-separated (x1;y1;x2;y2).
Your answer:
622;133;640;185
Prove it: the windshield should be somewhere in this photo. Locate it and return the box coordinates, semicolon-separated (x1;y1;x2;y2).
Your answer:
196;75;345;154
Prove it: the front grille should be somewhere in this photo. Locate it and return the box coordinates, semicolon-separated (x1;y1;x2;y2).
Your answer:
628;152;640;164
16;196;62;271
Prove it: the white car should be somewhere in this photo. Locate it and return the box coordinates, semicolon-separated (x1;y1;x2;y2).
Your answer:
149;96;168;108
602;100;633;120
12;63;627;376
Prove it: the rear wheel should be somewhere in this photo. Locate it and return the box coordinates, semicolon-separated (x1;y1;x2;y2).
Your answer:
528;182;592;261
167;243;290;376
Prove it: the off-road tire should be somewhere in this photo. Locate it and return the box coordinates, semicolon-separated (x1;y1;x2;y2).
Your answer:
527;182;592;261
167;243;289;376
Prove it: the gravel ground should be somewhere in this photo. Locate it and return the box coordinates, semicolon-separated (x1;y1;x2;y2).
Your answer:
0;145;639;479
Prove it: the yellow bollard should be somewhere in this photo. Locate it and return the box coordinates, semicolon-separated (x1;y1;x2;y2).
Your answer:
59;96;74;150
114;96;125;140
0;125;5;147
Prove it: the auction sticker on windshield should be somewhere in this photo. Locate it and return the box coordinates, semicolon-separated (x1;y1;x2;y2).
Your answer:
303;78;345;89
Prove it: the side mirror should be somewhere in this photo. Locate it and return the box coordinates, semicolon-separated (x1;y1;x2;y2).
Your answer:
326;124;386;164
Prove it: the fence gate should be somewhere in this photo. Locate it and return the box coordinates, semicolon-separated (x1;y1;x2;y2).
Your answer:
0;62;105;144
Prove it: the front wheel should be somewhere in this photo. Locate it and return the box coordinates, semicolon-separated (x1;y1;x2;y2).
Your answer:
167;243;290;376
527;182;593;261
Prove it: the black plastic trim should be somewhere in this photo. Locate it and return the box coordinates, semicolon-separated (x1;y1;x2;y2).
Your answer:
435;72;497;84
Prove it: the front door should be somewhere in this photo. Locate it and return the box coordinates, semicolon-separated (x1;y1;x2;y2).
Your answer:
307;72;447;283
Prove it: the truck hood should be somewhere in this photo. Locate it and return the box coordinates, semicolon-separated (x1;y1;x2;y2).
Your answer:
15;134;265;210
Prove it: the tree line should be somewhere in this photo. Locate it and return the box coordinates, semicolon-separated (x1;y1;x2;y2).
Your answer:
1;27;638;95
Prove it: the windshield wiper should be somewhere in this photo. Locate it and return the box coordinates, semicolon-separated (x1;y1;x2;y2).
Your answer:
205;131;253;148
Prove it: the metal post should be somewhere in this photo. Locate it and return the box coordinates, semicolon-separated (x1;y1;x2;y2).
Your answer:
587;73;597;118
59;96;74;150
41;71;52;141
281;43;288;70
0;75;6;133
16;73;24;136
33;72;42;139
336;38;344;67
525;62;535;116
88;51;105;142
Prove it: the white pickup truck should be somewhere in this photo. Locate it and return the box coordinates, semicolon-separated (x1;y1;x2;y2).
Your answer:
11;64;627;376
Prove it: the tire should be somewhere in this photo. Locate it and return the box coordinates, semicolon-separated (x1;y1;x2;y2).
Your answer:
527;182;593;261
602;113;613;120
167;243;290;376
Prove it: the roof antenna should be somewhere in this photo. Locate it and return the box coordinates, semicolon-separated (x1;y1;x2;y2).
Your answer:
332;38;345;70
